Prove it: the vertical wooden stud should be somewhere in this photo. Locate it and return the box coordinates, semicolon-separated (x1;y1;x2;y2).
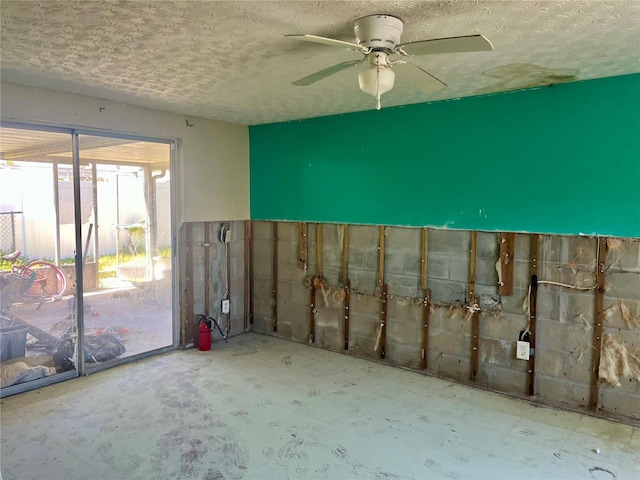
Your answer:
272;221;278;333
310;279;316;343
317;223;323;278
380;284;388;359
499;232;516;296
341;225;349;286
469;231;479;381
204;222;210;316
378;226;385;288
590;237;608;411
298;222;308;269
244;220;252;330
344;280;350;350
183;223;194;348
421;227;430;370
528;234;540;396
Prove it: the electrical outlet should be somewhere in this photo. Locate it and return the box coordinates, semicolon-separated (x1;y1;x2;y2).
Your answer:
222;299;230;314
516;341;530;360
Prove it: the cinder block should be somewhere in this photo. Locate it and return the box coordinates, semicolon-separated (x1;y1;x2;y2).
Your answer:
386;341;421;369
449;257;470;282
384;252;405;275
540;235;564;264
481;312;527;340
599;383;640;422
568;237;597;266
279;301;307;325
477;232;499;258
537;349;568;379
350;270;378;293
277;222;299;242
429;279;467;304
349;225;379;248
501;287;529;315
315;307;340;329
386;273;420;299
403;254;422;276
429;330;464;357
253;279;272;300
536;288;560;320
476;258;498;286
253;221;273;240
363;249;380;272
426;254;449;280
537;376;590;409
322;267;340;287
514;233;530;261
323;246;342;268
349;312;379;337
315;326;344;351
479;337;518;369
321;223;341;246
602;299;639;330
606;272;640;300
386;319;421;347
565;350;592;385
478;363;528;395
279;262;307;284
290;283;310;305
347;249;364;270
537;319;592;354
606;239;640;271
388;296;422;322
427;353;470;381
350;292;382;316
513;260;532;289
428;229;471;255
274;321;293;339
277;281;292;302
386;226;421;252
292;319;311;342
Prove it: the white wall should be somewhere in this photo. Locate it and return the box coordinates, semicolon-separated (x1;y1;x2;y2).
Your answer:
0;82;250;224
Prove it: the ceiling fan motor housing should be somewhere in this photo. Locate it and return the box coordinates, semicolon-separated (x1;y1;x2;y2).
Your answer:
354;14;404;51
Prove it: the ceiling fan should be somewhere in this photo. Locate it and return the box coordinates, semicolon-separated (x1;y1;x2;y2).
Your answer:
286;14;493;110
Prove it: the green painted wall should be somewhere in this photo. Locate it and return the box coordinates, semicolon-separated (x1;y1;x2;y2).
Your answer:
250;74;640;237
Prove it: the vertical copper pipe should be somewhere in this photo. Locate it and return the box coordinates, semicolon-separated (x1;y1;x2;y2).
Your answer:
590;237;607;411
528;234;539;396
343;281;350;350
469;231;479;381
272;221;278;333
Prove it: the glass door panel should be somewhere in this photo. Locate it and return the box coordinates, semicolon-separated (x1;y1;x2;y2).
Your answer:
78;135;173;366
0;126;77;387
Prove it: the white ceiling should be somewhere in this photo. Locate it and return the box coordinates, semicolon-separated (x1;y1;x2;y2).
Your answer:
1;1;639;126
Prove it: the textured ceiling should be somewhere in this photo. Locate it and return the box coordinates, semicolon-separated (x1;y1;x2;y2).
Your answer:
1;1;639;126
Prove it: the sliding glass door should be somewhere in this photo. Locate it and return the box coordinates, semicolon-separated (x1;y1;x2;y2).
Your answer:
0;124;175;393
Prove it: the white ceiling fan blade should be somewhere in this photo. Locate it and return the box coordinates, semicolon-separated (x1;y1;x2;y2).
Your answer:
292;60;363;86
285;34;366;52
393;63;447;94
398;34;493;56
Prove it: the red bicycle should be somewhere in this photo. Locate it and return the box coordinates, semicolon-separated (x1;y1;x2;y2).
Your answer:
1;250;67;301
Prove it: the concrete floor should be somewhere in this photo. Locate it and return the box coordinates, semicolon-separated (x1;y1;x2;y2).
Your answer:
1;333;638;480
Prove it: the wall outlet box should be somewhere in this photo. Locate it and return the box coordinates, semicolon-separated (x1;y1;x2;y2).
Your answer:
222;299;230;314
516;341;530;360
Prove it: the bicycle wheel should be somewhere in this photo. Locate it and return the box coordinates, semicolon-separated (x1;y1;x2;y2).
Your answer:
24;261;67;299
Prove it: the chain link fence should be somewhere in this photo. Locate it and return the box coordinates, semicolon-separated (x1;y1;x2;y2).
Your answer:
0;211;22;253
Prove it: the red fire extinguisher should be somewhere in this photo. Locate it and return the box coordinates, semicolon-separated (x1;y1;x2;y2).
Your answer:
198;317;212;351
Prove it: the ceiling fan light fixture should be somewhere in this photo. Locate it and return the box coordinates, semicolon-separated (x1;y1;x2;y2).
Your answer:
358;52;395;110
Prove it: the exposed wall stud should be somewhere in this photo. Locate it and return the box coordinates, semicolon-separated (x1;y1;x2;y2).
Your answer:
204;222;210;316
341;225;349;286
225;221;231;336
309;278;316;343
317;223;323;277
344;280;350;350
590;237;608;411
469;231;479;381
420;228;428;292
378;226;385;288
244;220;252;330
421;227;430;370
499;232;516;296
298;222;308;270
272;221;278;333
183;223;194;348
528;234;540;396
379;283;388;359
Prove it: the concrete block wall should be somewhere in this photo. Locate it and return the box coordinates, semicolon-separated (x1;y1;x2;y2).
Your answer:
251;221;640;423
179;221;247;346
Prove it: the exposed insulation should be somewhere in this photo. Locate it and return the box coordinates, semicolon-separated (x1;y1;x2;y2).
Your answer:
599;333;640;387
604;301;640;329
